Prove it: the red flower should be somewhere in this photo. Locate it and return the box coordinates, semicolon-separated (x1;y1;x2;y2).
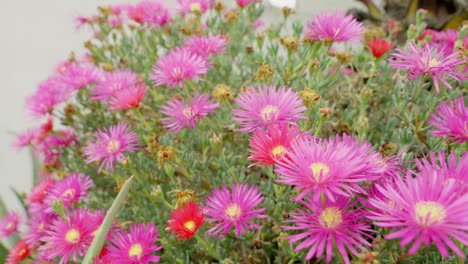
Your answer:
6;240;30;264
369;38;393;58
166;203;204;240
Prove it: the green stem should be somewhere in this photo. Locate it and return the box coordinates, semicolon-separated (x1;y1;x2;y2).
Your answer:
195;234;221;260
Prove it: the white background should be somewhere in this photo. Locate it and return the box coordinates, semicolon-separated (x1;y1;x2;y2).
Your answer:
0;0;360;211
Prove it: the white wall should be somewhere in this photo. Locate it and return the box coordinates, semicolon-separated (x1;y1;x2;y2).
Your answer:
0;0;360;211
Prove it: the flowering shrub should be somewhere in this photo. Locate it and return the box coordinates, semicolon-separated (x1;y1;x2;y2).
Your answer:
2;1;468;263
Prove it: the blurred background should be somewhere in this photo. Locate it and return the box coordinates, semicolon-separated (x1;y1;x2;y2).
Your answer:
0;0;362;210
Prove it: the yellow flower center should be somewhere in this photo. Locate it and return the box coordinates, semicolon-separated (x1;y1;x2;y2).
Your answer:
414;201;446;226
18;248;27;258
65;228;80;244
6;222;14;231
128;243;143;259
428;58;439;68
309;162;330;182
271;145;285;157
225;203;242;221
183;107;195;119
107;139;121;154
190;2;201;12
61;188;75;199
319;207;343;229
260;105;279;123
184;220;196;231
172;67;183;79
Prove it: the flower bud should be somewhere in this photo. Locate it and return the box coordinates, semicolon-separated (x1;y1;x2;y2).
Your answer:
299;88;320;107
157;145;178;169
255;63;274;81
174;189;198;208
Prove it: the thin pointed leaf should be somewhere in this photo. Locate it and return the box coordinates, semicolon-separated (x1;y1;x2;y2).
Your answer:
0;196;7;218
0;242;8;263
29;146;42;185
82;175;134;264
10;187;27;214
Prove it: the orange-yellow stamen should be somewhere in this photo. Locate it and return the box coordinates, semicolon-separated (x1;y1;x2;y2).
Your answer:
319;207;343;229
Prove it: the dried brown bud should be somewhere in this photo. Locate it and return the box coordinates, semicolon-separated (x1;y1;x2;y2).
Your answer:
255;62;274;81
157;145;178;169
357;250;379;264
329;51;354;64
299;88;321;107
174;189;198;208
214;1;224;12
279;37;298;52
380;142;397;157
282;7;295;17
364;27;386;43
245;45;254;54
319;107;331;118
212;84;234;102
224;10;239;24
102;63;114;72
310;59;320;69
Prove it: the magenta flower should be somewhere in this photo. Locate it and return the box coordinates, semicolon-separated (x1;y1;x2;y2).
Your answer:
0;212;20;238
183;35;228;59
305;11;364;43
39;209;103;264
233;85;306;132
178;0;213;15
389;42;466;92
27;178;56;204
428;96;468;143
127;1;170;26
92;70;140;102
83;122;140;173
107;222;162;263
13;128;37;149
275;135;384;201
58;62;101;90
151;48;210;88
160;93;219;132
367;171;468;258
248;124;303;167
236;0;259;8
204;183;267;238
284;197;373;263
109;82;147;111
26;77;72;117
25;212;57;248
416;151;468;192
43;173;93;214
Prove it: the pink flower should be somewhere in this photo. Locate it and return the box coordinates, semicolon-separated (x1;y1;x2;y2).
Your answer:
236;0;259;8
428;96;468;143
248;124;303;167
6;240;31;264
284;197;373;263
107;223;162;263
27;178;56;204
25;212;57;248
83;122;140;173
389;42;466;92
204;183;267;238
275;135;385;201
92;70;140;102
151;48;210;88
127;1;170;26
39;209;103;264
0;212;20;238
160;93;219;132
26;77;72;117
57;62;101;90
43;173;93;214
416;151;468;192
183;35;227;59
13;128;37;149
178;0;213;15
306;11;364;43
233;85;306;133
109;82;147;111
367;170;468;258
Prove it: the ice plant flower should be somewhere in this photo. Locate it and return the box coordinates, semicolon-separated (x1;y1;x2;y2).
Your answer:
26;77;72;117
428;96;468;143
127;1;170;26
369;38;393;58
58;62;101;90
160;93;219;132
13;128;37;149
39;209;103;264
83;122;140;173
389;42;466;92
367;171;468;258
92;70;140;102
6;240;31;264
233;85;306;132
151;48;209;88
25;212;57;247
107;222;162;263
284;197;373;263
248;124;303;166
236;0;259;8
0;212;20;238
178;0;213;15
183;35;227;59
416;151;468;192
305;11;364;43
43;173;93;213
167;202;204;240
27;178;56;204
109;82;147;111
204;183;267;238
275;135;384;201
